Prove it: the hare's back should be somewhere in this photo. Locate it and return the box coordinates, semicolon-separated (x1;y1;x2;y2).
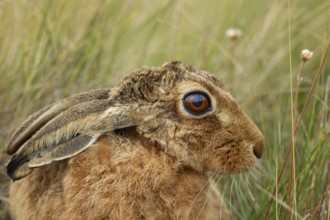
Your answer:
9;136;114;220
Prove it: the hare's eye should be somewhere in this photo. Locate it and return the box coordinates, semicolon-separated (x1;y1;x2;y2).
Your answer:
183;92;211;115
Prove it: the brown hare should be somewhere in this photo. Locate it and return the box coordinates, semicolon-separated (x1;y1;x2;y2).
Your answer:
6;61;264;220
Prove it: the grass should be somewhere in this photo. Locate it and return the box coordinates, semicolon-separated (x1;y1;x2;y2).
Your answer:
0;0;329;219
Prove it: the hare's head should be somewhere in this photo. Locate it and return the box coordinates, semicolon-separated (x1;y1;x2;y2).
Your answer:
7;61;264;180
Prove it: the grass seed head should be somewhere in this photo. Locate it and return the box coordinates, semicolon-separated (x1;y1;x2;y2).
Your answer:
301;49;313;62
226;28;242;42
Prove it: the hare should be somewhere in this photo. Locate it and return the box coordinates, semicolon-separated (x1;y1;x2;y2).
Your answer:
6;61;264;220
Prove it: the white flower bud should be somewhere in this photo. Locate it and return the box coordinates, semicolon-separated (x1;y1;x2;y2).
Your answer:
226;28;242;42
301;49;313;62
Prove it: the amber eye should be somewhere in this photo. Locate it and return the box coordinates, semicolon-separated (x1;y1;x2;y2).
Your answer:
183;92;211;115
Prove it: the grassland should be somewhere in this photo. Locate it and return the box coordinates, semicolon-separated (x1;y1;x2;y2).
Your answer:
0;0;329;219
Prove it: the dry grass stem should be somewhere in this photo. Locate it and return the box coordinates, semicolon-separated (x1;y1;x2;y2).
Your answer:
265;41;330;219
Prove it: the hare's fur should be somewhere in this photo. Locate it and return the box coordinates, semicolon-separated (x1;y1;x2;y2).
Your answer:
7;61;264;219
10;134;231;219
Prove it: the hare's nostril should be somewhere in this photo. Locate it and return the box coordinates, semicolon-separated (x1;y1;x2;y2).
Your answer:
252;138;264;159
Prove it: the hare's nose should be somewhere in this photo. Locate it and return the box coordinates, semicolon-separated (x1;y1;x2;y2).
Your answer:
252;137;264;159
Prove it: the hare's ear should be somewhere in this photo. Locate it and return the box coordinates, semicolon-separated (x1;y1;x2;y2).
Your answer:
7;92;137;181
6;89;111;155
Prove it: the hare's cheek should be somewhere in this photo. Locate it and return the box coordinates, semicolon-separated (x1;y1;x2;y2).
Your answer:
205;145;257;173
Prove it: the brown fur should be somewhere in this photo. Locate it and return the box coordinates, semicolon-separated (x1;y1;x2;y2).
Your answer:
7;61;264;219
10;135;231;219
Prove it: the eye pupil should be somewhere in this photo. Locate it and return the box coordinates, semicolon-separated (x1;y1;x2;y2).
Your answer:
191;95;204;107
183;92;211;115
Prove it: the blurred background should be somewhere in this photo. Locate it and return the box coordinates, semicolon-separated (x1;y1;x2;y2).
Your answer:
0;0;329;219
